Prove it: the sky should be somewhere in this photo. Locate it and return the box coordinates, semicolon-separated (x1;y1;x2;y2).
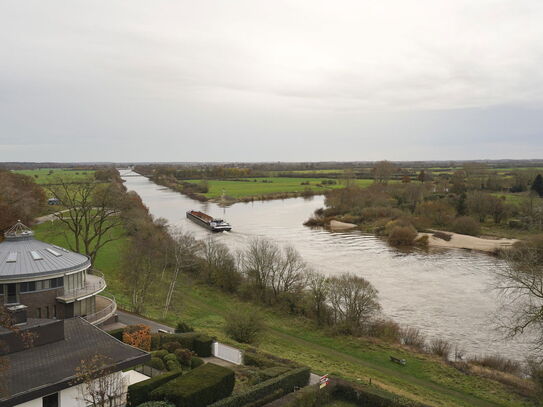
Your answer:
1;0;543;162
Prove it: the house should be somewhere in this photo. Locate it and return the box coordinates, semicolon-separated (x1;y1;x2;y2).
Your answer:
0;312;150;407
0;222;116;326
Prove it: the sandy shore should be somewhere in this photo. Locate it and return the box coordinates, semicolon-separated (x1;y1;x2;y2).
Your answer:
418;231;518;253
329;220;358;230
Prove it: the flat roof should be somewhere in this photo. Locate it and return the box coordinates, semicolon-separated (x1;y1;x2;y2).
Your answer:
1;318;149;405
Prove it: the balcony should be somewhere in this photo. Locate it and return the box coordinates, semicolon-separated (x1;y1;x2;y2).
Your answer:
56;270;106;303
84;294;117;326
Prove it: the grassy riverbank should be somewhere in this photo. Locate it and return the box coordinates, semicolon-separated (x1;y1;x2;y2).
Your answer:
33;221;536;407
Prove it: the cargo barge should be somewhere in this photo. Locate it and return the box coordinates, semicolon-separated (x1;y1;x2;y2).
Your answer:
186;210;232;232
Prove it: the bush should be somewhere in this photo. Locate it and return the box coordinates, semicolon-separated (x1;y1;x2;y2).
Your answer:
123;324;152;351
152;350;169;360
147;357;166;371
428;338;451;360
166;359;182;371
224;309;264;344
468;354;522;375
387;224;418;247
191;356;204;369
107;328;124;341
399;327;426;351
137;402;175;407
152;332;213;357
150;363;235;407
366;319;401;342
128;370;183;406
452;216;480;236
175;348;193;367
175;321;194;333
163;353;177;362
209;367;310;407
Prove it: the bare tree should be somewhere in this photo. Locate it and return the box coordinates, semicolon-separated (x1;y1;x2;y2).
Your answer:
201;238;240;292
241;238;281;302
72;354;127;407
163;228;201;317
48;180;126;264
497;237;543;350
306;270;330;326
270;246;308;301
328;273;381;334
372;160;396;184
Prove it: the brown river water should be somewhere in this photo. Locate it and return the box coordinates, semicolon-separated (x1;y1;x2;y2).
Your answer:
120;170;535;361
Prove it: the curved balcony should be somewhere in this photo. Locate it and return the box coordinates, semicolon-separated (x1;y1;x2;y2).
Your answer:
56;270;106;303
84;294;117;326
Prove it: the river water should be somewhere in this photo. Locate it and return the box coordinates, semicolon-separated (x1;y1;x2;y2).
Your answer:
120;170;533;361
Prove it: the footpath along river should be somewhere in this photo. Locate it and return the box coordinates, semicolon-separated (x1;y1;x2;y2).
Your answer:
120;170;534;361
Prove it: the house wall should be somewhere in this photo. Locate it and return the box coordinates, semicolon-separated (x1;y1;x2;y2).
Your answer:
14;370;148;407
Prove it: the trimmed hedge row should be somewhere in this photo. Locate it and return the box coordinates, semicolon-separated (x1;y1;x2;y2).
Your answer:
151;332;213;357
107;328;124;341
209;367;310;407
128;370;183;406
150;363;235;407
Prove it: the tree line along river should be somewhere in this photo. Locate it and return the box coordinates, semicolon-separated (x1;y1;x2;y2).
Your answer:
120;170;534;362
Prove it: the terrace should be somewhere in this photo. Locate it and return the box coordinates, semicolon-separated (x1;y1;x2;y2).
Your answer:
56;270;106;303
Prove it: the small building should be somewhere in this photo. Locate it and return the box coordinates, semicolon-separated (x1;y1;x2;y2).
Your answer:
0;222;116;326
0;313;150;407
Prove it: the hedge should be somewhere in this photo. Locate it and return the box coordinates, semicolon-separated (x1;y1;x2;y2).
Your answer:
151;332;213;357
128;370;183;406
107;328;124;341
209;367;310;407
147;357;166;371
191;356;204;369
150;363;235;407
137;402;175;407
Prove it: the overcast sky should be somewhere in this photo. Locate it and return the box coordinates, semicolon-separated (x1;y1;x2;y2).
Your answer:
1;1;542;162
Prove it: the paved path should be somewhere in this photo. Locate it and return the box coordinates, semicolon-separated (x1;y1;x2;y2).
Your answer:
35;209;71;224
114;309;175;333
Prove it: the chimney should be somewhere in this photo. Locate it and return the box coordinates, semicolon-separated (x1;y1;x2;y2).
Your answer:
6;304;28;325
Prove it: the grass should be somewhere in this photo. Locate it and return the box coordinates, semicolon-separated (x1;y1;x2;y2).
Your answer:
32;221;534;407
185;178;374;199
324;401;358;407
13;168;95;184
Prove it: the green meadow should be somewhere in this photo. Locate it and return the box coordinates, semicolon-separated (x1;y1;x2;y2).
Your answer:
13;168;95;184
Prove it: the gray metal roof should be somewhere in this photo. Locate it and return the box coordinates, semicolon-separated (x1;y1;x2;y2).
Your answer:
0;235;90;280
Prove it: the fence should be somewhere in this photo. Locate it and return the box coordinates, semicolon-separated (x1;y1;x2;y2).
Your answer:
212;341;243;365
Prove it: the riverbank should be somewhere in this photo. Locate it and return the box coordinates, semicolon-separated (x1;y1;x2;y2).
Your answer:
419;231;518;253
31;219;538;407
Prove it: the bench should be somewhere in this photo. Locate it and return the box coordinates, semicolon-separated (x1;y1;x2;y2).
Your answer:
390;356;407;366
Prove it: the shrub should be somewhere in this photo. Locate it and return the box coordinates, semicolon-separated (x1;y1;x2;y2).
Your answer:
175;348;193;367
399;327;426;351
128;370;183;406
468;354;522;375
166;359;182;371
123;324;152;351
366;319;401;342
191;356;204;369
153;332;213;357
163;341;183;353
163;353;177;362
150;363;235;407
224;309;264;344
147;357;166;371
433;231;452;241
152;350;169;360
387;224;418;247
175;321;194;333
452;216;480;236
137;402;175;407
428;338;451;360
107;328;124;341
209;367;310;407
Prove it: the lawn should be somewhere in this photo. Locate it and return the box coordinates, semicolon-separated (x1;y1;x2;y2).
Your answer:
185;178;374;199
31;221;533;407
13;168;95;184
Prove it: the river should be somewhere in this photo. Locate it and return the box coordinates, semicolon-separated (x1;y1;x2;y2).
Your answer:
120;170;534;361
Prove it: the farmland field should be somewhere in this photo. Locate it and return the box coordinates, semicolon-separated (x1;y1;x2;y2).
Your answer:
13;168;94;184
186;177;374;199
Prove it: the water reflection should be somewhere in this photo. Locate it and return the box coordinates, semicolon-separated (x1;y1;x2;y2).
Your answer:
120;171;533;361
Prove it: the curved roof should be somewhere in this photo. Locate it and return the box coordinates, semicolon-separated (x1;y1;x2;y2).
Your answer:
0;225;90;280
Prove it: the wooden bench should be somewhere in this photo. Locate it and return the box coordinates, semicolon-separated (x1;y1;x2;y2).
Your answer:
390;356;407;366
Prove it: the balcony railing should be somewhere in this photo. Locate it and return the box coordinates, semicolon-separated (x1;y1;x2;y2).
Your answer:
56;270;106;302
84;294;117;325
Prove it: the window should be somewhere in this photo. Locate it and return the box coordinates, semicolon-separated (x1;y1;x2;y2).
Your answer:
20;281;36;293
7;284;17;304
42;392;59;407
51;277;63;288
36;308;41;318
